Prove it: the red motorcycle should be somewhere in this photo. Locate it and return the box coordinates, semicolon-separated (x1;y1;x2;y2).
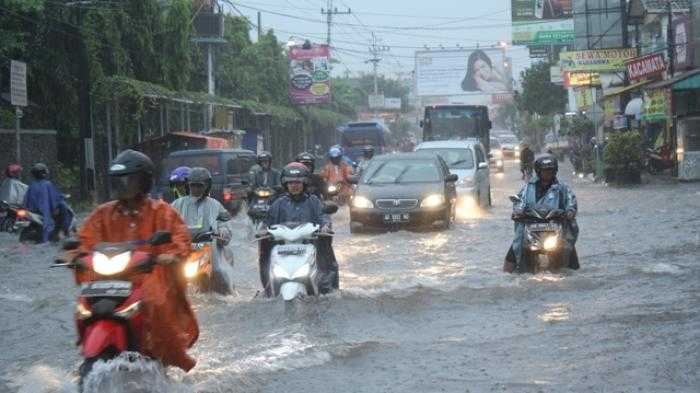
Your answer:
644;145;674;174
53;231;172;390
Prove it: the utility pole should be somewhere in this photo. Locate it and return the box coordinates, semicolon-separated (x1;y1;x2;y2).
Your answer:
257;11;262;41
367;33;390;95
321;0;351;46
667;0;675;76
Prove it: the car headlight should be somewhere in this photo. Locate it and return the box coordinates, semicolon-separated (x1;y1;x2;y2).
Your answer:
293;264;311;279
92;252;131;276
272;264;289;279
184;259;200;279
543;235;558;251
352;196;374;209
421;194;445;208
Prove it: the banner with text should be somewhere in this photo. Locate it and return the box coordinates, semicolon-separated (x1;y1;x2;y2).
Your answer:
288;44;331;105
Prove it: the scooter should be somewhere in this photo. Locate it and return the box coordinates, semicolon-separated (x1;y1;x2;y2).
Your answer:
183;212;233;294
247;187;274;232
644;146;674;174
0;200;23;232
14;203;76;242
510;195;566;273
51;231;173;391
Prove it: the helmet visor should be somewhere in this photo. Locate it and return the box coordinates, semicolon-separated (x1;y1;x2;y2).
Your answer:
109;173;142;200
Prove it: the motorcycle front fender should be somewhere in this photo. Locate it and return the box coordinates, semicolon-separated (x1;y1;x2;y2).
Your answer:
280;282;306;301
82;319;128;358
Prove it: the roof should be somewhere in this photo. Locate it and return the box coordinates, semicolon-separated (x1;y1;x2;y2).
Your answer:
603;80;654;97
646;69;700;90
168;148;255;157
640;0;689;13
373;152;440;161
415;140;481;149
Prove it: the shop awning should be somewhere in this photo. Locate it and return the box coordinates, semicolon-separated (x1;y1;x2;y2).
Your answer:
646;69;700;90
603;80;653;97
673;70;700;91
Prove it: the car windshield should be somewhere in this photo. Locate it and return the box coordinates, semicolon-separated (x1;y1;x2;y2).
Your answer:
418;148;474;169
499;136;518;144
162;155;221;181
363;159;441;184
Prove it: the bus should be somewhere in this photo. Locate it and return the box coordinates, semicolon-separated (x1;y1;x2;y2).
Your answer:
338;122;389;162
421;105;492;151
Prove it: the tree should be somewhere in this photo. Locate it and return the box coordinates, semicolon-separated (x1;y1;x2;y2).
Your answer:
517;61;566;116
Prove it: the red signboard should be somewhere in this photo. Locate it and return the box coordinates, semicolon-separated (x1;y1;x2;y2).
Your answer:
626;53;666;81
288;44;331;105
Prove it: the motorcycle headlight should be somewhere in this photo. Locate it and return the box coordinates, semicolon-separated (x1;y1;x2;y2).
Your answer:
184;260;200;279
543;235;558;251
92;252;131;276
293;264;311;279
76;302;92;320
272;264;289;279
327;184;338;193
421;194;445;208
256;190;271;197
352;196;374;209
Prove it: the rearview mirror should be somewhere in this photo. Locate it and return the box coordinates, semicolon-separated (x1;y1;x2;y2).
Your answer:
509;195;522;204
322;202;339;215
217;211;232;222
446;173;458;182
347;175;359;185
62;238;81;251
149;231;172;246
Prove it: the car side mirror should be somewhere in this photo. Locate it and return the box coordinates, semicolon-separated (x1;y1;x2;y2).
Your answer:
347;175;359;185
62;238;81;251
478;162;488;169
148;231;172;246
446;173;458;182
509;195;522;204
217;211;232;222
322;202;339;215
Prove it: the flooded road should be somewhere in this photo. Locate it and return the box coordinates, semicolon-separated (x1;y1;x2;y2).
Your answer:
1;160;699;392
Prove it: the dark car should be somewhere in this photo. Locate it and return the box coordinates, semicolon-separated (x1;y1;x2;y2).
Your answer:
349;152;458;233
159;149;256;215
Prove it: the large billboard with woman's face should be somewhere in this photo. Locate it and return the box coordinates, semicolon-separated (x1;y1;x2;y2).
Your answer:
415;48;512;98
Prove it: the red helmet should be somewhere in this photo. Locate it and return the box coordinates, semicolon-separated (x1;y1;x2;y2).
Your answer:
5;164;22;178
281;162;310;185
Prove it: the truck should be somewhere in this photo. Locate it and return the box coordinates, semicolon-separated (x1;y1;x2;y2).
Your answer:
421;105;492;151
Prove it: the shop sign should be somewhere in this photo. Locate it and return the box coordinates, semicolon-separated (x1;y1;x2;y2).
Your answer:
574;87;594;109
559;48;636;72
642;89;670;121
564;72;601;87
612;115;627;130
626;53;666;81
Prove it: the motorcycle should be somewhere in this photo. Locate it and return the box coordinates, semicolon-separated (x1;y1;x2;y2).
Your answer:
183;212;233;294
510;195;566;273
51;231;173;390
326;182;351;205
247;187;274;232
643;146;674;174
14;202;76;242
0;200;23;232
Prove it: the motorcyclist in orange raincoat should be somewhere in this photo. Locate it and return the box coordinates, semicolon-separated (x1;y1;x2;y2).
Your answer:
320;146;353;202
73;149;199;371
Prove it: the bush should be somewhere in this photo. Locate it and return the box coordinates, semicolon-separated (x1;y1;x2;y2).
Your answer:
604;130;642;184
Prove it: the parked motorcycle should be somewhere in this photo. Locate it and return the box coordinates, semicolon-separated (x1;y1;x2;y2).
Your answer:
644;146;674;174
510;195;566;273
51;231;173;391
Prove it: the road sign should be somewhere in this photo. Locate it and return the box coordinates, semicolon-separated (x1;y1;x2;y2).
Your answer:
10;60;27;107
368;94;385;109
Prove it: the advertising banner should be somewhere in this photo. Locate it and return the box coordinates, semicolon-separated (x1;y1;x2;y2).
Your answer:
672;15;693;71
643;89;671;122
288;44;331;104
626;53;666;81
384;97;402;110
368;94;385;109
564;72;601;87
511;0;574;45
559;48;636;72
415;48;511;98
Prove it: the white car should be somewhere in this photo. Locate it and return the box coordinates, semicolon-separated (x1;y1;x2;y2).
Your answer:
415;140;491;207
498;134;520;159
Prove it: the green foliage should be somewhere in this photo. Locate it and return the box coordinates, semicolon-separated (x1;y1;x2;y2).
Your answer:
495;100;517;130
604;130;642;184
517;61;566;116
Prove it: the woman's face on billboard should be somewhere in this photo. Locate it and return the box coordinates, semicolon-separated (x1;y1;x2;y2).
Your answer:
473;58;492;80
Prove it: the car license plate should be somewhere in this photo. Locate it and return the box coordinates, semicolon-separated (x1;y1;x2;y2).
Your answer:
81;281;132;297
384;213;409;223
254;203;269;211
277;245;307;256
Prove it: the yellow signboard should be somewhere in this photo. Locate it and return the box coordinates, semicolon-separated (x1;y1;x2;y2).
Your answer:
560;48;636;72
643;89;670;121
566;72;601;87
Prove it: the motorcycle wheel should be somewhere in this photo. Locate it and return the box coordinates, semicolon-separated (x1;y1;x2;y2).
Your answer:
18;225;40;243
79;348;118;392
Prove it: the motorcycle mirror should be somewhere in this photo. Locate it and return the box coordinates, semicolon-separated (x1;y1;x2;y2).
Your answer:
62;238;81;251
322;202;339;215
149;231;172;246
216;211;232;222
347;175;359;185
509;195;522;203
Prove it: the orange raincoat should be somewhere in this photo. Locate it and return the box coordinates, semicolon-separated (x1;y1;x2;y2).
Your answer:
76;198;199;371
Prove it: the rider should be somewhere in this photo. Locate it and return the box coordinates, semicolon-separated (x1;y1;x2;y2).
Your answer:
23;163;74;242
295;151;326;199
70;149;199;371
504;154;579;273
167;166;192;202
258;162;338;296
321;146;353;198
172;167;233;294
356;145;376;175
248;151;281;202
520;142;535;180
0;164;28;206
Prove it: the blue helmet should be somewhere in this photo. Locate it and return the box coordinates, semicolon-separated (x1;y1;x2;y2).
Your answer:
328;146;342;158
169;166;192;184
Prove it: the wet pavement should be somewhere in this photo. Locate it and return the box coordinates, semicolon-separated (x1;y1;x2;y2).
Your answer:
1;160;699;393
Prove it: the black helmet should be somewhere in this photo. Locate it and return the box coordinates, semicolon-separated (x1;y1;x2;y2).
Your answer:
188;167;212;196
31;163;49;179
295;152;315;172
280;162;310;185
361;145;375;157
257;151;272;165
109;149;155;198
534;154;558;175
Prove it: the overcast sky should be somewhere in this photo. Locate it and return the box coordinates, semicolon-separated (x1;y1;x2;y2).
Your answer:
223;0;534;84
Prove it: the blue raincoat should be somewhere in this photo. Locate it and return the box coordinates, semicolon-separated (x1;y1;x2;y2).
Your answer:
23;179;72;242
511;176;579;270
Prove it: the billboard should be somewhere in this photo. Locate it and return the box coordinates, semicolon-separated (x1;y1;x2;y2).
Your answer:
415;48;511;98
511;0;574;45
559;48;636;72
288;44;331;105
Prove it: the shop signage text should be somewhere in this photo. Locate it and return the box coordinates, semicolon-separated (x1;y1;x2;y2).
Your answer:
627;53;666;81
